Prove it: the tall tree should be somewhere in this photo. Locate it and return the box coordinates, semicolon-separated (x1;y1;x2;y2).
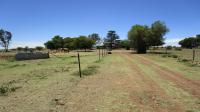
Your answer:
179;37;198;48
128;25;150;53
88;33;101;43
74;36;95;51
128;21;169;53
0;29;12;52
51;35;64;49
197;34;200;47
63;37;76;50
150;21;169;46
44;35;64;49
44;41;55;49
105;30;119;50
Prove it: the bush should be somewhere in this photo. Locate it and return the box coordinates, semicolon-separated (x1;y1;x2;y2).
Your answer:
0;85;9;96
166;46;173;50
17;47;23;51
35;46;44;51
175;47;182;51
172;55;178;58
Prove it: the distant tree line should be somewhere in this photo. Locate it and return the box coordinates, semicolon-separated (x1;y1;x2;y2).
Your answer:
44;31;124;51
44;34;100;51
16;46;44;52
179;35;200;48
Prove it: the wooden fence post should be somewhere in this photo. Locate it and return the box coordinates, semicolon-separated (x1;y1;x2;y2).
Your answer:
102;48;103;57
78;53;81;78
193;49;195;62
104;48;105;57
99;48;100;61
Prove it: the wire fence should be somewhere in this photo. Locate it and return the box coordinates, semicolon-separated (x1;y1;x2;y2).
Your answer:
149;48;200;62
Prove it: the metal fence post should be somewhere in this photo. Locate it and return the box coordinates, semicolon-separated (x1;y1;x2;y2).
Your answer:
78;53;81;78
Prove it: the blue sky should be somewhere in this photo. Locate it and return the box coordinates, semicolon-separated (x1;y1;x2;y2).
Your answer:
0;0;199;48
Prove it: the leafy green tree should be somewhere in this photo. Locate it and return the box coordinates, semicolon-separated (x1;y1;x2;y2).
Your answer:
128;21;169;53
0;29;12;52
105;30;119;50
120;40;130;50
17;47;23;51
150;21;169;46
35;46;44;51
44;41;55;49
44;35;64;49
197;34;200;47
74;36;95;51
24;46;29;52
128;25;150;53
166;46;173;50
88;33;100;43
63;37;76;50
179;37;198;48
45;35;95;51
51;35;64;49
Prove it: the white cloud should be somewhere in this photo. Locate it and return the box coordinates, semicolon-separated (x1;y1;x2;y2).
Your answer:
164;38;183;46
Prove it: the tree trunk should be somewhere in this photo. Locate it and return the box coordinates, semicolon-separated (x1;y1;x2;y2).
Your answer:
5;45;8;52
137;47;146;54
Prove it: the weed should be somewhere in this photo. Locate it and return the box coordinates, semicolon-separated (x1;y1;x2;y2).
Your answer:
0;81;21;96
70;55;76;58
95;60;102;63
70;61;78;64
0;85;9;96
172;55;178;58
72;65;99;76
10;87;22;92
174;47;182;51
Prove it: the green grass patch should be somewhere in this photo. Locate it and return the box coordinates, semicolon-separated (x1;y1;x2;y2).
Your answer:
72;65;99;76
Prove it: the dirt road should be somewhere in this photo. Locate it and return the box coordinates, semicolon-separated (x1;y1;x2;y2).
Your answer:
55;51;200;112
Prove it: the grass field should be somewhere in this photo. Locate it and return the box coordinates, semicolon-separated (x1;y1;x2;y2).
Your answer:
149;48;200;62
0;50;200;112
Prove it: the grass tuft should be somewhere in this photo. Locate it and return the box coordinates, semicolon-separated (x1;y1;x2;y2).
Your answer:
72;65;99;76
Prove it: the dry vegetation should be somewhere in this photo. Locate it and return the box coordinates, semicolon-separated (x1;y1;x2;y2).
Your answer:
0;50;200;112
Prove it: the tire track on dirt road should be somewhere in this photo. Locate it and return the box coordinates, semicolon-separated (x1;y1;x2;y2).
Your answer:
119;52;184;112
54;52;183;112
134;54;200;99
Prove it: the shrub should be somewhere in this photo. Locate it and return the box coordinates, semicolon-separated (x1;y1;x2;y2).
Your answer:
35;46;44;51
175;47;182;51
17;47;23;51
0;85;9;96
172;55;178;58
166;46;173;50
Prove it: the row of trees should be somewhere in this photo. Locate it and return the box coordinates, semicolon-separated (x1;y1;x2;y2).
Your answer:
179;35;200;48
44;34;99;51
44;31;121;51
128;21;169;53
0;29;12;52
0;21;170;54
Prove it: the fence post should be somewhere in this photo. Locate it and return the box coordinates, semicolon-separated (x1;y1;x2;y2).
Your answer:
103;49;105;56
78;53;82;78
193;49;195;62
102;48;103;57
99;48;100;61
